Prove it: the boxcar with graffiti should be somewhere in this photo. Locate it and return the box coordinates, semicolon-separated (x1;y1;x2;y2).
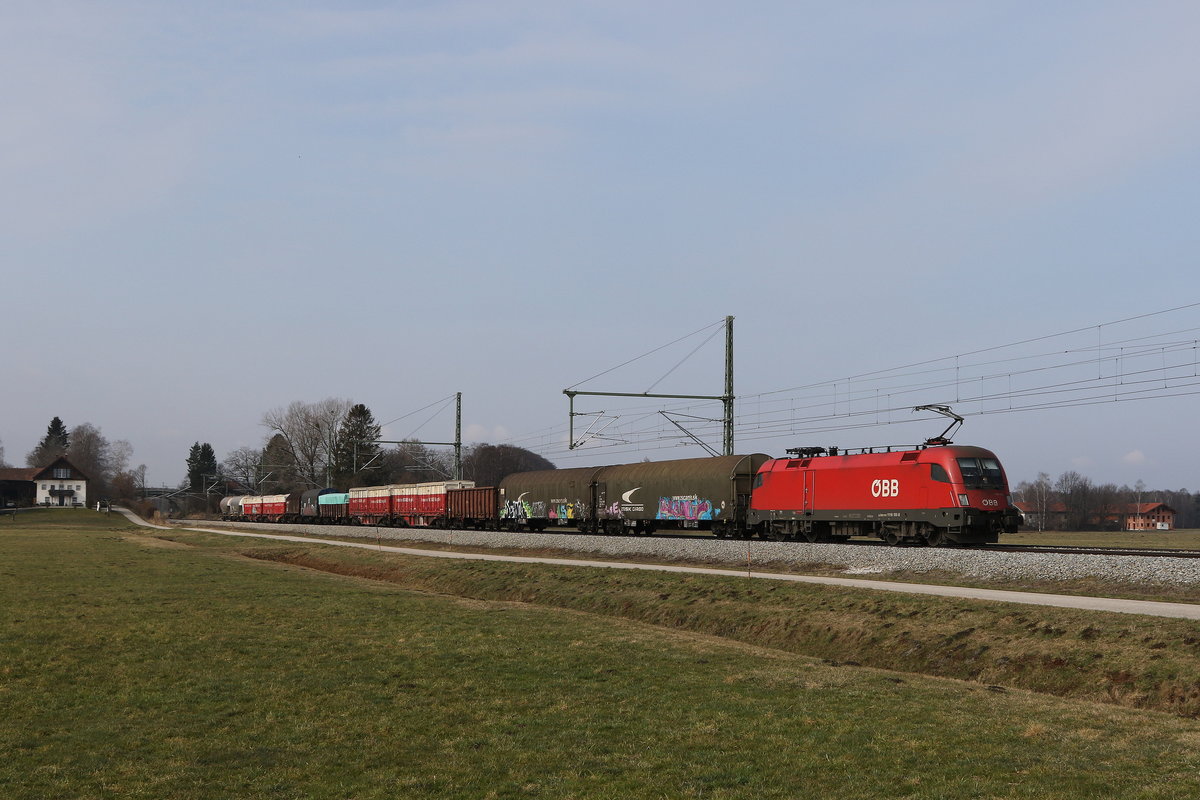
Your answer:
589;454;771;535
498;466;605;531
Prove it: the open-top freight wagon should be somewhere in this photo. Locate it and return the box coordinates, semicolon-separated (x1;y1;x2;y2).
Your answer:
347;480;476;526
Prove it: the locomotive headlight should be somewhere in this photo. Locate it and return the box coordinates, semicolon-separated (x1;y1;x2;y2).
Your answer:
958;494;970;507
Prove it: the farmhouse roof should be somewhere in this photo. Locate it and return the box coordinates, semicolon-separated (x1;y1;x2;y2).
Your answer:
0;458;92;483
0;467;40;481
1129;502;1175;515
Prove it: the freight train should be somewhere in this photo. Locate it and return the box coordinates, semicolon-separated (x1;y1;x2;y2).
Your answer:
221;441;1021;546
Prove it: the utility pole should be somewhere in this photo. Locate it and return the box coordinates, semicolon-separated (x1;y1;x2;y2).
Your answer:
370;392;464;480
454;392;462;480
566;316;736;456
724;315;734;456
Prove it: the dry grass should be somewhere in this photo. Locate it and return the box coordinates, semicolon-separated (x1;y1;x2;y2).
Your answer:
5;515;1200;799
153;529;1200;719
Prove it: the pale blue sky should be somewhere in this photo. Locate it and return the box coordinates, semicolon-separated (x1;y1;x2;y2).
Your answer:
4;2;1199;491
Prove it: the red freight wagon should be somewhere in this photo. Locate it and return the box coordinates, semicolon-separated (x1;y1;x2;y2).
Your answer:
390;480;475;525
446;486;499;528
748;445;1020;545
237;493;300;522
348;485;395;525
259;494;290;518
349;481;476;526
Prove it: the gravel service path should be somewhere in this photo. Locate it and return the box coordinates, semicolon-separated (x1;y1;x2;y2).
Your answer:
192;519;1200;587
137;516;1200;621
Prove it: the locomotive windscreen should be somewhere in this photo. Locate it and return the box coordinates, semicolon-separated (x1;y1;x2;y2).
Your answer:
956;457;1003;489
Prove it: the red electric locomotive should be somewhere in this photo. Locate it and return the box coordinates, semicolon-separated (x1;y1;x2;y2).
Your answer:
747;443;1021;545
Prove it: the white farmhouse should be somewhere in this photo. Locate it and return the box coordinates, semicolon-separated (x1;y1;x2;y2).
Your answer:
32;457;90;507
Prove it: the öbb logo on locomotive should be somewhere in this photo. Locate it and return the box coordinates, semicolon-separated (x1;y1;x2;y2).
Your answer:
871;479;900;498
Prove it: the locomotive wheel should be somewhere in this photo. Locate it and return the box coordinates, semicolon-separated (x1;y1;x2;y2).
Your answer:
925;528;945;547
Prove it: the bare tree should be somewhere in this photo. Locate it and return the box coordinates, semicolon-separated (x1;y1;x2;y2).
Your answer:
261;398;352;487
110;440;133;476
110;464;146;502
1092;483;1125;531
1027;472;1054;531
69;423;114;495
222;446;267;492
1055;470;1094;530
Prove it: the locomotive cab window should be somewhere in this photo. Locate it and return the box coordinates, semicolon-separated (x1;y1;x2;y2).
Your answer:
930;463;951;483
956;457;1003;489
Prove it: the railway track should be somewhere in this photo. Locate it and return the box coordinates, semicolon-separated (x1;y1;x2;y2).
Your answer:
652;534;1200;561
214;519;1200;559
981;543;1200;559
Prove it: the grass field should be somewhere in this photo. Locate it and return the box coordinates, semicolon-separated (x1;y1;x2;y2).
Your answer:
4;511;1200;798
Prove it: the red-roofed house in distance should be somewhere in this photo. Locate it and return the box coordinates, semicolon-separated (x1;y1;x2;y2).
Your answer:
1126;502;1176;531
1014;500;1177;531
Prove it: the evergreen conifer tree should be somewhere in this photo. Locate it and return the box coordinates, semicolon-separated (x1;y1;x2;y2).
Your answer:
185;442;219;492
262;434;300;492
27;416;70;467
331;403;382;489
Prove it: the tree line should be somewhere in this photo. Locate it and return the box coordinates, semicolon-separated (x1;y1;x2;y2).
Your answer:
0;402;554;514
1012;471;1200;530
